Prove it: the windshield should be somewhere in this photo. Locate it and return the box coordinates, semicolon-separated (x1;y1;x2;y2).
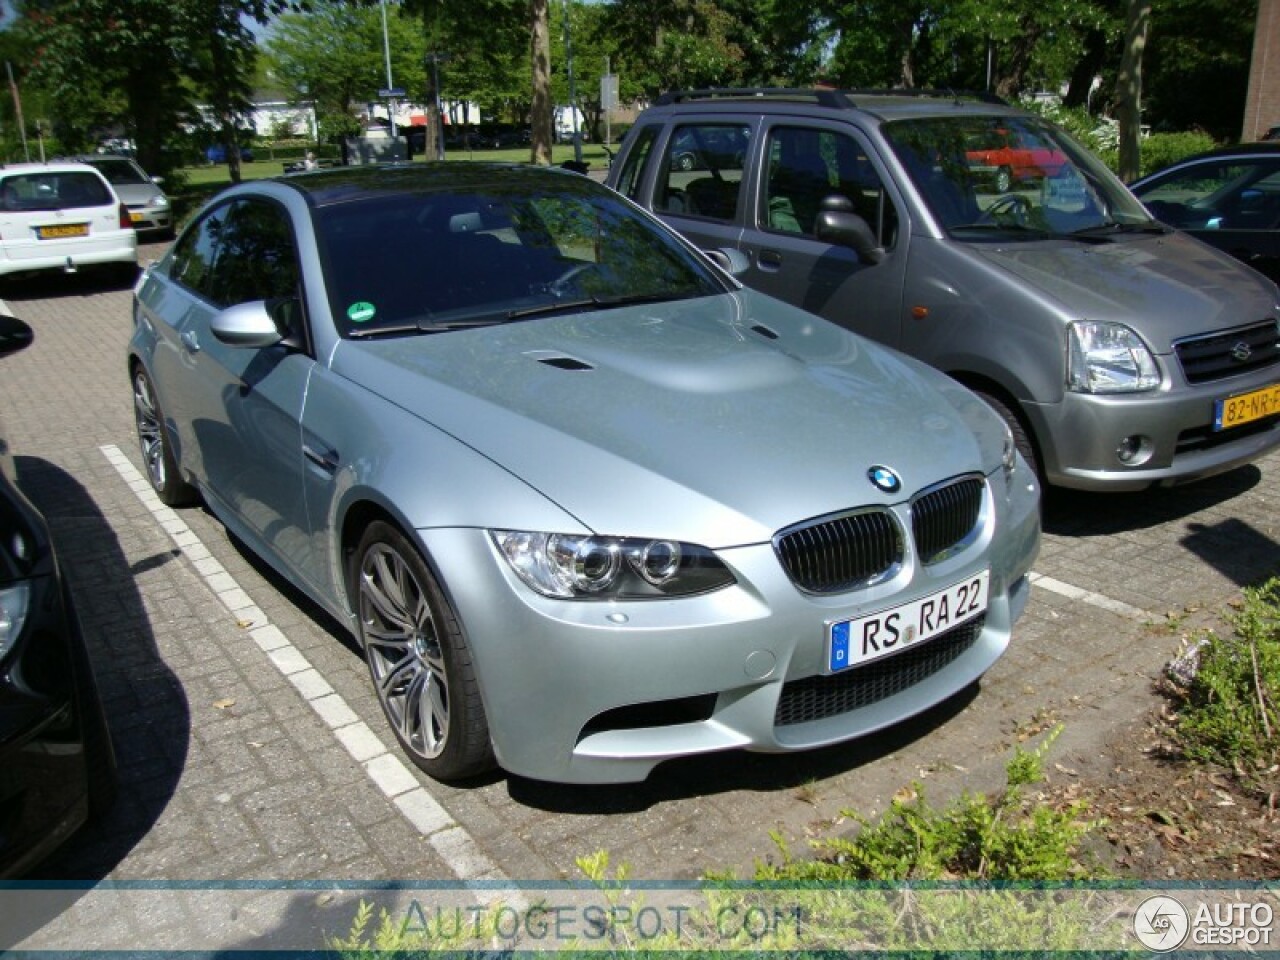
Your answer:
883;115;1152;240
89;158;149;185
317;175;727;338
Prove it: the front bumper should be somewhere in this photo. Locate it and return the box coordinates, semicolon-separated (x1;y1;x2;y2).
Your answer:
423;467;1040;784
1029;361;1280;491
127;204;173;237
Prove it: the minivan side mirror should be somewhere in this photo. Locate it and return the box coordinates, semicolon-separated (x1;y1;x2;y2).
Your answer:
0;315;34;358
705;247;750;276
815;195;884;265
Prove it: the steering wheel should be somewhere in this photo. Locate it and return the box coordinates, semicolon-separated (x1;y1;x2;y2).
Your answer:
979;193;1031;225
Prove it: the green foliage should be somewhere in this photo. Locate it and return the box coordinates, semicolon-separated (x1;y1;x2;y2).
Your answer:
1132;130;1218;179
1171;578;1280;777
754;726;1102;882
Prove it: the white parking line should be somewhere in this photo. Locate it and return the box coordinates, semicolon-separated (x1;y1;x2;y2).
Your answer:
100;444;513;888
1029;571;1152;620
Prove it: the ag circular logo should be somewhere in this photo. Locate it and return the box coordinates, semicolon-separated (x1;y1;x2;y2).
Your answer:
867;465;901;494
1133;895;1190;952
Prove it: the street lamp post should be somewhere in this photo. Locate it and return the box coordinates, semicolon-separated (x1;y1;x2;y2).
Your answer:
562;0;582;165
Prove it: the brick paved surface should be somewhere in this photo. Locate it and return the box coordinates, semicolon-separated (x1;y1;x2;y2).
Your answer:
2;241;1278;901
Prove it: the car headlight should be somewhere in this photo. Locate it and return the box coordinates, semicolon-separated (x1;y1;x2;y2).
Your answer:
1067;321;1160;393
491;530;735;599
0;581;31;660
1001;420;1017;477
153;195;169;209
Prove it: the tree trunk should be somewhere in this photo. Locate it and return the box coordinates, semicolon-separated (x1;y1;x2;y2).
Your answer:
1116;0;1150;182
1063;28;1107;110
530;0;553;165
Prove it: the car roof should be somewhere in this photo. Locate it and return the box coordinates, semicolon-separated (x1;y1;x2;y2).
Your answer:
266;162;593;208
0;161;111;178
647;87;1028;123
1170;141;1280;163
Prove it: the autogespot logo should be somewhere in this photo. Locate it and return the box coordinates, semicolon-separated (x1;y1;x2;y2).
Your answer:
1133;895;1190;952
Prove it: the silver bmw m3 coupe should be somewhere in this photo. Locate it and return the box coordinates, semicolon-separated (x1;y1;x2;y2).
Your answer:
128;163;1040;784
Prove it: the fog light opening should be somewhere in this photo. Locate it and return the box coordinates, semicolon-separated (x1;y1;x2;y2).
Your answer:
1116;434;1154;466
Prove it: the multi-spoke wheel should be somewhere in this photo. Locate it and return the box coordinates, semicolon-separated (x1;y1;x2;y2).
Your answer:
352;522;493;781
132;366;194;506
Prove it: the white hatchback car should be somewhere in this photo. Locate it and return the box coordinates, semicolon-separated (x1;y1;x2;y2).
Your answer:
0;162;137;280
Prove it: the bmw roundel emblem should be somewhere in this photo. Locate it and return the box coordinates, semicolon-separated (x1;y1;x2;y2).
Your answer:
868;465;902;494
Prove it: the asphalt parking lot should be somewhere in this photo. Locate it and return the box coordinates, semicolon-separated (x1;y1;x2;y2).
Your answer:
2;240;1278;901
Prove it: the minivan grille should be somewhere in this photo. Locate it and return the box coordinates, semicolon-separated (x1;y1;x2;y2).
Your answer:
774;616;984;726
1173;321;1280;385
774;510;902;594
911;476;984;564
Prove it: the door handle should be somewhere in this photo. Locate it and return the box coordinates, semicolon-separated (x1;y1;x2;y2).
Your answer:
303;443;340;475
757;249;783;270
180;329;200;353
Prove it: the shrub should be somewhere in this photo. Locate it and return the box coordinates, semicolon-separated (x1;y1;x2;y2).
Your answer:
1170;578;1280;779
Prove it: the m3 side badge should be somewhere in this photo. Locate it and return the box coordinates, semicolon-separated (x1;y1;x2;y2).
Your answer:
868;465;901;493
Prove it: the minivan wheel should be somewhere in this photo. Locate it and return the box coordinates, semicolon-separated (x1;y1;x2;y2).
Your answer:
974;389;1041;482
132;367;195;506
352;522;494;782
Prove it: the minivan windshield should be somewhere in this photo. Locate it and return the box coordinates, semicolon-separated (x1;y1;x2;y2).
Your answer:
883;115;1153;240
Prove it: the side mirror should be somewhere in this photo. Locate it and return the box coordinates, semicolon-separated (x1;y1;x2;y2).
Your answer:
210;301;285;348
814;195;884;265
704;247;750;276
0;314;34;358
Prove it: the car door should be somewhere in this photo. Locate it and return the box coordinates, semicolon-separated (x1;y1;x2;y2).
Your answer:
735;120;910;346
1136;158;1280;282
169;197;321;588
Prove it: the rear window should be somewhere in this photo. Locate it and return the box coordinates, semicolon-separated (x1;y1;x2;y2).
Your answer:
0;171;113;212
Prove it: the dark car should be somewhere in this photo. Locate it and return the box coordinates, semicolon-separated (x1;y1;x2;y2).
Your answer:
1131;142;1280;282
0;314;116;876
205;144;254;164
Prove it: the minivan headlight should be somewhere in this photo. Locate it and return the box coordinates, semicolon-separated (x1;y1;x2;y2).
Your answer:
491;530;735;599
1067;321;1160;393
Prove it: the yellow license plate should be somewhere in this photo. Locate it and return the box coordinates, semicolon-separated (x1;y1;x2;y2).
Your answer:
129;211;143;222
37;223;89;239
1214;383;1280;431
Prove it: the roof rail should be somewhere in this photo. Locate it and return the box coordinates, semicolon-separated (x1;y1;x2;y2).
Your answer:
843;88;1010;106
653;87;1010;109
653;88;857;109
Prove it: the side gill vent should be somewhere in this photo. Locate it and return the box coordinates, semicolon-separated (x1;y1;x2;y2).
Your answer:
526;350;594;371
751;324;779;340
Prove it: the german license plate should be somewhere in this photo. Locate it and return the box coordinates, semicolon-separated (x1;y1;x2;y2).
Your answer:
37;223;89;239
827;571;989;674
1213;383;1280;431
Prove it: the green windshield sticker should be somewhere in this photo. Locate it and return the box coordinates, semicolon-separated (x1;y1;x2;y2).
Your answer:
348;301;376;324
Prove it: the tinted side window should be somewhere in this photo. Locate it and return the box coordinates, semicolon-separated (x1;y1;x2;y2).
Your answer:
614;125;659;200
212;199;301;306
655;123;749;223
1140;161;1280;231
169;204;230;300
763;126;899;247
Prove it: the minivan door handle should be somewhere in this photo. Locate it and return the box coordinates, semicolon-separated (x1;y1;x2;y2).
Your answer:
757;249;783;271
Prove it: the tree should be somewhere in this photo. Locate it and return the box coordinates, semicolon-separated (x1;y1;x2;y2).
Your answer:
265;0;427;145
1115;0;1150;181
530;0;552;162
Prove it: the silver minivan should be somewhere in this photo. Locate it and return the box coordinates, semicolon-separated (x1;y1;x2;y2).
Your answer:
607;89;1280;491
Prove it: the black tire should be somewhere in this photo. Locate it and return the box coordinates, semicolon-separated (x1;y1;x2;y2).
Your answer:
132;365;196;506
351;521;494;781
974;389;1042;483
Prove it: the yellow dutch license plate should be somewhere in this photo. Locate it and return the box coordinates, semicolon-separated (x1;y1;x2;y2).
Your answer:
1213;383;1280;431
129;211;143;222
37;223;89;239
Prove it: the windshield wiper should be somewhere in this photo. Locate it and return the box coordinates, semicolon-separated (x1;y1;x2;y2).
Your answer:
505;292;685;321
949;222;1052;239
1070;221;1170;239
